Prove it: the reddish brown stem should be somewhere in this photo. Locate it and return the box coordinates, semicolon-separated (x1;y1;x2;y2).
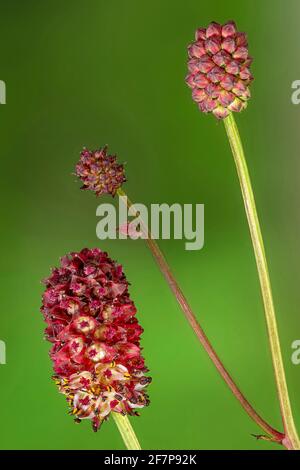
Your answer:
117;188;284;444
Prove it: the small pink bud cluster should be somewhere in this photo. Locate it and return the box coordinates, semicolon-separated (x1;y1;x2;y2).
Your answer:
186;21;253;119
41;248;151;431
75;146;126;196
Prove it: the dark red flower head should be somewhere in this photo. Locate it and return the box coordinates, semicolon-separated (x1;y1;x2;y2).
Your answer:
41;248;151;431
75;146;126;197
186;21;253;119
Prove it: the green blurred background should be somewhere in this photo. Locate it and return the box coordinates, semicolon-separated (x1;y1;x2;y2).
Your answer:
0;0;299;450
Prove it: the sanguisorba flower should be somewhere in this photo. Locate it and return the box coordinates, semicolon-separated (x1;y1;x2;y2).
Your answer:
73;146;287;444
41;248;151;431
186;21;253;119
75;146;126;196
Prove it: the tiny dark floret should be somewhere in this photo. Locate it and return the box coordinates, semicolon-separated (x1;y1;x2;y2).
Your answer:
75;146;126;196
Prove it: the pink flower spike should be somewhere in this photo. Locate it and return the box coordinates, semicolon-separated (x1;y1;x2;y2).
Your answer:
186;21;253;119
41;248;151;431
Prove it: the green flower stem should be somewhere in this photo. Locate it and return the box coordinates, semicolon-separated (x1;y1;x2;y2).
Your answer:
112;413;141;450
116;187;284;443
224;112;300;450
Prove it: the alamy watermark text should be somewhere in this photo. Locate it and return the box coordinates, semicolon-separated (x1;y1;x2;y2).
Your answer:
96;196;204;251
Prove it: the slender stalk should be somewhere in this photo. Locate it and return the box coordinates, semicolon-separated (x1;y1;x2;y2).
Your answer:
223;112;300;450
112;413;142;450
116;187;284;443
